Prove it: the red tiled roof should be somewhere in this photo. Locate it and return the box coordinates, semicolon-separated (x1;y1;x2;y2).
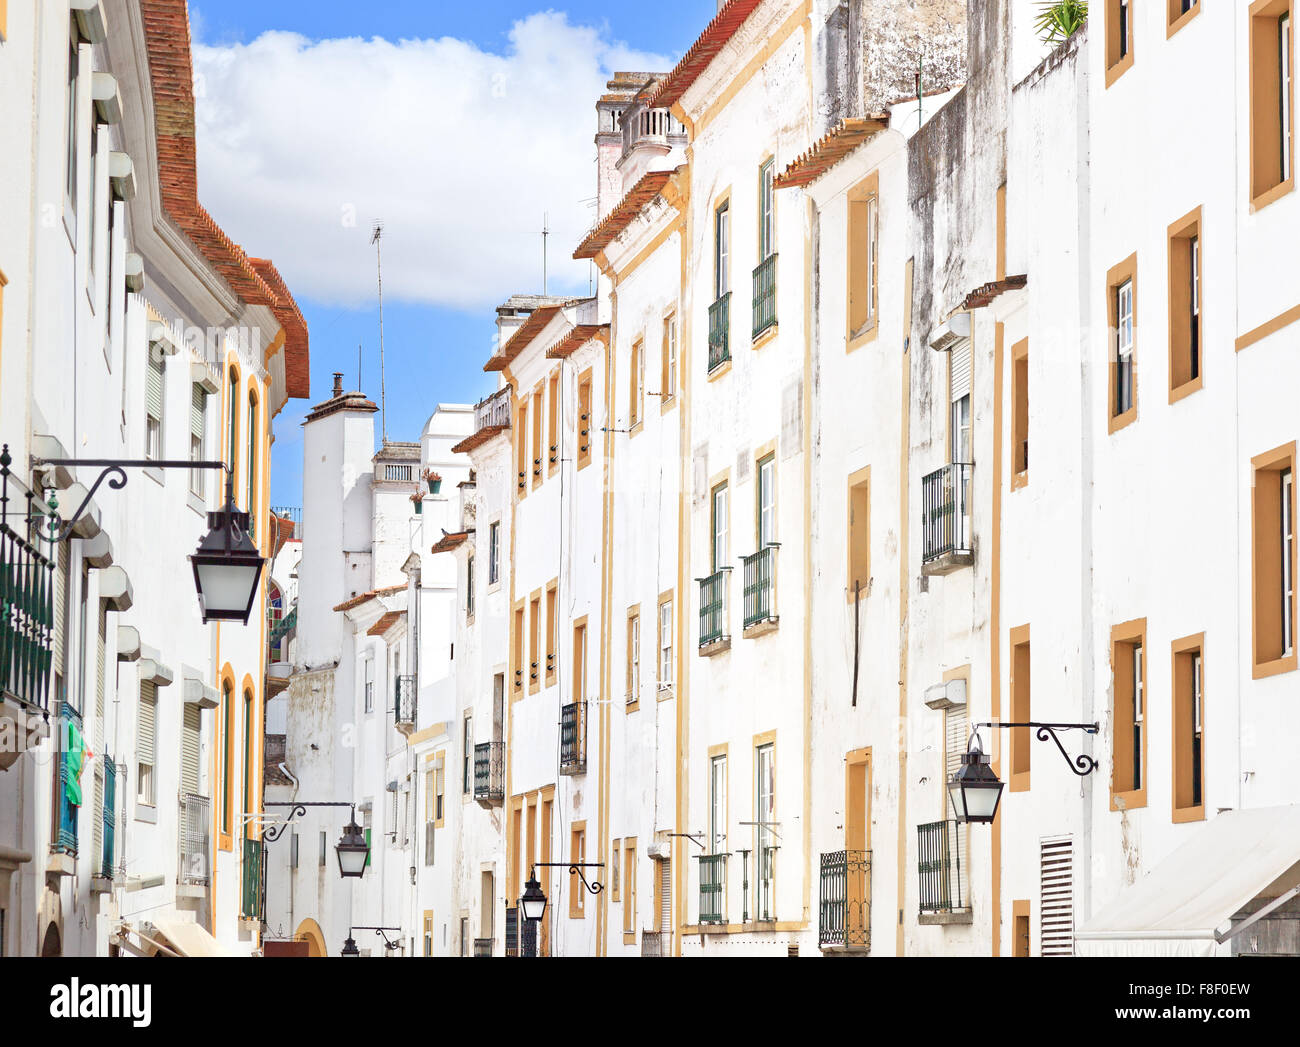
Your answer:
774;116;890;190
140;0;310;400
962;275;1029;311
431;532;471;555
367;611;406;637
451;426;509;456
546;325;610;360
646;0;766;111
573;170;676;261
332;584;406;613
485;305;570;373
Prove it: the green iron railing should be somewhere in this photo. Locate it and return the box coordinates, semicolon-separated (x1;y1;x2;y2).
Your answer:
0;446;56;718
268;605;297;647
752;254;777;339
699;854;727;925
708;293;732;373
242;835;263;920
698;569;730;648
820;850;871;949
918;820;965;914
741;546;778;630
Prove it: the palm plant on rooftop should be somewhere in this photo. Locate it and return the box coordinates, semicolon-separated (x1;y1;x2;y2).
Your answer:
1035;0;1089;44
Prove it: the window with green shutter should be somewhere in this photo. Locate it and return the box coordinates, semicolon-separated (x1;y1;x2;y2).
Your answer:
145;355;164;459
246;394;258;541
190;385;207;498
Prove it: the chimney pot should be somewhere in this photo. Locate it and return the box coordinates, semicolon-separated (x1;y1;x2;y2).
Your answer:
332;373;344;398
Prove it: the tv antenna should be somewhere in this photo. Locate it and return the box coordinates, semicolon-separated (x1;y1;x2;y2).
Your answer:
371;221;388;443
542;212;550;296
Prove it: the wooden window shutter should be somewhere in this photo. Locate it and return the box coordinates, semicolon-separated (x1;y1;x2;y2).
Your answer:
950;340;973;402
146;355;164;421
1040;836;1075;956
658;857;672;932
94;604;107;744
53;545;70;675
181;703;201;797
138;681;157;766
191;385;206;441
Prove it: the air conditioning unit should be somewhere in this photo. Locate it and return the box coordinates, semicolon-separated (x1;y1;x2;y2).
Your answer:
647;840;671;860
928;312;972;353
925;678;967;711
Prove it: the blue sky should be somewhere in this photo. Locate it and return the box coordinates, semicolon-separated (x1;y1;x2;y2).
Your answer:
187;1;714;510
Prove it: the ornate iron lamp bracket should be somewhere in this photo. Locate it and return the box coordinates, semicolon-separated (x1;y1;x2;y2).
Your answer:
530;862;606;896
262;801;358;843
974;721;1100;777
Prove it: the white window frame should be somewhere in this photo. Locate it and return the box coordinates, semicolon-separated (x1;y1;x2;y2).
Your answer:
1116;278;1134;416
1283;468;1294;656
1282;11;1293;183
629;614;640;704
709;755;727;855
712;485;729;572
715;203;730;300
658;599;673;689
666;315;678;399
865;194;879;326
757;456;777;549
759;160;775;260
488;522;500;586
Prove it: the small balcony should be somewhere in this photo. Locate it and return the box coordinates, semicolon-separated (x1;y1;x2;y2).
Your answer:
474;741;504;808
473;938;493;958
698;569;732;653
741;546;779;636
708;293;732;374
241;835;263;921
699;854;727;925
921;463;974;575
178;794;212;888
917;820;971;924
819;850;871;953
559;700;587;776
641;930;672;956
394;675;417;734
504;907;520;957
475;386;512;432
752;254;777;340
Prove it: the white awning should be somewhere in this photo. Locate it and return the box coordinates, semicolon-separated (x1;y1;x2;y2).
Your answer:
1077;806;1300;957
147;918;231;958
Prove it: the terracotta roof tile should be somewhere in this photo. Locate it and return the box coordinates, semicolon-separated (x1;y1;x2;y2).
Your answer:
431;532;471;555
450;426;509;456
962;275;1028;311
485;304;573;373
332;584;406;614
546;324;610;360
573;170;676;261
646;0;766;111
367;611;406;637
773;116;890;190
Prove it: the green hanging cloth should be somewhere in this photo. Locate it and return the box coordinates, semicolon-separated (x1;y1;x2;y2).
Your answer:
65;721;86;808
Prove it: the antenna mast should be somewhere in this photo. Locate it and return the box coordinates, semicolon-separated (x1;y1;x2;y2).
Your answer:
542;212;550;296
371;222;388;444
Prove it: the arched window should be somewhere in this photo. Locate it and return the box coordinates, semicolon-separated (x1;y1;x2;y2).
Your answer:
247;390;259;539
220;681;233;837
243;688;255;840
227;367;240;498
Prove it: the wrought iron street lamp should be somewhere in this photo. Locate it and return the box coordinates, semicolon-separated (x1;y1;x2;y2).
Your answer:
341;936;361;958
520;875;548;924
518;863;605;957
340;927;401;957
263;802;371;878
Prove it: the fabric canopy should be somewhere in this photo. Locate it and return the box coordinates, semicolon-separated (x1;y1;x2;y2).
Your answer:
1077;805;1300;957
147;918;232;958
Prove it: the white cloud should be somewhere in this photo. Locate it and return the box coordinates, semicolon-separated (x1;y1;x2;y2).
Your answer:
191;14;673;310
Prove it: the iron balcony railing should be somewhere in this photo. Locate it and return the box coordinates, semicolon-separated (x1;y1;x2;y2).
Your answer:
699;854;727;925
473;938;493;958
641;931;671;957
100;758;117;880
752;253;777;339
179;794;212;886
698;568;731;648
241;835;263;920
741;546;778;630
268;605;297;649
756;845;777;922
395;675;417;731
559;700;587;776
820;850;871;950
922;463;974;564
474;741;504;805
0;447;56;717
270;506;302;541
505;907;520;957
475;386;512;432
55;703;83;855
918;820;967;914
708;292;732;373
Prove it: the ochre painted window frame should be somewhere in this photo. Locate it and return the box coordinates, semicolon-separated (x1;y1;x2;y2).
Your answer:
1009;625;1032;793
847;466;871;603
1109;618;1148;812
1107;253;1139;435
1251;441;1298;678
661;310;678;414
531;388;544;490
515;393;529;500
577;368;594;472
572;616;588;702
626;604;642;712
623;838;638;941
1011;337;1030;489
657;588;675;698
629;336;645;434
1167;0;1202;38
1248;0;1296;211
569;822;587;919
528;590;542;695
547;370;560;478
1171;633;1206;824
511;601;525;699
545;579;558;688
1167;207;1204;403
1105;0;1136;87
846;170;880;352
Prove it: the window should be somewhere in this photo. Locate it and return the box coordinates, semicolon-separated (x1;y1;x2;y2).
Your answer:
577;371;594;471
543;582;558;685
65;40;79;215
462;716;473;794
611;842;621;901
529;595;541;691
1168;209;1203;399
1011;338;1030;485
1106;0;1135;85
145;354;164;459
220;681;233;841
243;690;255;838
714;202;730;299
950;337;973;463
662;314;678;405
711;483;729;572
548;372;560;473
459;917;469;957
434;755;446;828
1010;627;1031;792
516;399;529;494
569;824;586;918
759;159;775;260
364;658;373;714
227;367;240;489
709;754;727;854
466;556;475;619
658;596;674;690
1249;1;1295;208
190;386;208;497
1107;255;1138;432
531;389;544;486
488;521;500;585
630;338;644;428
1110;619;1147;809
573;620;588;702
1172;635;1206;822
623;840;637;935
847;467;870;601
756;455;777;549
513;603;525;695
755;742;775;921
1252;445;1298;677
423;913;433;957
136;682;157;808
847;172;880;347
247;392;259;537
1167;0;1200;35
627;609;641;706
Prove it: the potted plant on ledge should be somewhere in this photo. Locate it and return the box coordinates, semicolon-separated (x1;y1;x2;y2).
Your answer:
424;469;443;495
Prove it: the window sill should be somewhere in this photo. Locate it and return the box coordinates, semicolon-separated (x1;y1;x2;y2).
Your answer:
629;420;644;439
698;637;732;657
707;360;732;383
657;684;675;702
135;803;158;825
1172;804;1205;825
660;395;677;416
1166;6;1201;37
847;320;878;354
752;323;778;351
1109;788;1147;813
1252;653;1298;680
1169;375;1203;404
1010;469;1029;493
625;699;640;714
1250;177;1295;214
1108;406;1138;436
919;908;972;926
1104;53;1135;89
144;466;165;487
1009;771;1031;794
188;492;207;517
743;618;779;640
